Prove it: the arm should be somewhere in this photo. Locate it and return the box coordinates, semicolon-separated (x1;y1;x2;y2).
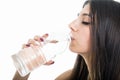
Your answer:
13;71;30;80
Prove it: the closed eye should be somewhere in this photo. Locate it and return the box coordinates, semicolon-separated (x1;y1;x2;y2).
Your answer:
82;21;90;25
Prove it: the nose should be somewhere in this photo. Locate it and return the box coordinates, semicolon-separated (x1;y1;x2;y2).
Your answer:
69;19;78;32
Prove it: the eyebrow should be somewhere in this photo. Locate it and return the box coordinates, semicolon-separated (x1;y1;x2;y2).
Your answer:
82;13;90;17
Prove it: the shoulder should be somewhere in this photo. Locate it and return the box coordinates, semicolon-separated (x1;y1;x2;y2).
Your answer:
55;69;72;80
13;71;30;80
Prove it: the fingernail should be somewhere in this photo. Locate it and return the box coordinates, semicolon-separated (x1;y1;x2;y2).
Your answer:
45;33;48;36
26;44;30;47
51;61;54;64
40;38;44;41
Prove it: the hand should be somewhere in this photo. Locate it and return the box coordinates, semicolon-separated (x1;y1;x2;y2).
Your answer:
22;33;55;65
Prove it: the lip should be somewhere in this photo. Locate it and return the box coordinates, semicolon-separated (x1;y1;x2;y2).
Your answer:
70;33;75;40
70;36;75;40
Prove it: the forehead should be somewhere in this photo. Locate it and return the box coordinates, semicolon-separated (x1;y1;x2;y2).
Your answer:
80;4;90;16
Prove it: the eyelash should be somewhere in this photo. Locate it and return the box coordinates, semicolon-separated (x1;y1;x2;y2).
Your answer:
82;21;90;25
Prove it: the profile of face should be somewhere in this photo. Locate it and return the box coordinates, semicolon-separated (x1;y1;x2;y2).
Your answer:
69;4;91;54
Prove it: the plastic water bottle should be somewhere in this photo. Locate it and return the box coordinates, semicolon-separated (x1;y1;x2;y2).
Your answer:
11;33;70;77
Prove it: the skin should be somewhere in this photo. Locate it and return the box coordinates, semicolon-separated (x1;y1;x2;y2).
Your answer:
69;4;92;74
69;4;91;54
13;4;92;80
24;3;91;73
23;33;55;65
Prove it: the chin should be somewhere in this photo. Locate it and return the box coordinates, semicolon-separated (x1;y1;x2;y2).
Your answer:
69;46;78;53
69;46;85;55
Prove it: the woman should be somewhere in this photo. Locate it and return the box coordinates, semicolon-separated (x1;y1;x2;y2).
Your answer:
13;0;120;80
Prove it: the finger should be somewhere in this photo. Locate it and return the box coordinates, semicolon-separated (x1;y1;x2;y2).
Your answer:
42;33;49;39
28;39;39;46
22;44;30;49
44;60;54;65
34;35;40;41
34;33;49;42
34;35;44;43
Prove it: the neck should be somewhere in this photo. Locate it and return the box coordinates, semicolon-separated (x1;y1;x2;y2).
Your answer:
79;52;92;78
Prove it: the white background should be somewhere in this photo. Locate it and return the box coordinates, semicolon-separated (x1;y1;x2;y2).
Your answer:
0;0;119;80
0;0;85;80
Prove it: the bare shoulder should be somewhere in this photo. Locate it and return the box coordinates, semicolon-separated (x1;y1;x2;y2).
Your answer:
55;69;72;80
13;71;30;80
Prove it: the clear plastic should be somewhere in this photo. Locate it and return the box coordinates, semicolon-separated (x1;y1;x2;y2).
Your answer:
11;33;70;77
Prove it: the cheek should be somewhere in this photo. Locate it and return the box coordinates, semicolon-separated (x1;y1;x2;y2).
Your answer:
77;35;90;52
70;29;91;53
79;35;91;53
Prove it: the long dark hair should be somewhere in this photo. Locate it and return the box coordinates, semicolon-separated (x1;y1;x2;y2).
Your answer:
70;0;120;80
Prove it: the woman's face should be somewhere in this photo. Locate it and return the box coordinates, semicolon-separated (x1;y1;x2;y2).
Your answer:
69;4;91;54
